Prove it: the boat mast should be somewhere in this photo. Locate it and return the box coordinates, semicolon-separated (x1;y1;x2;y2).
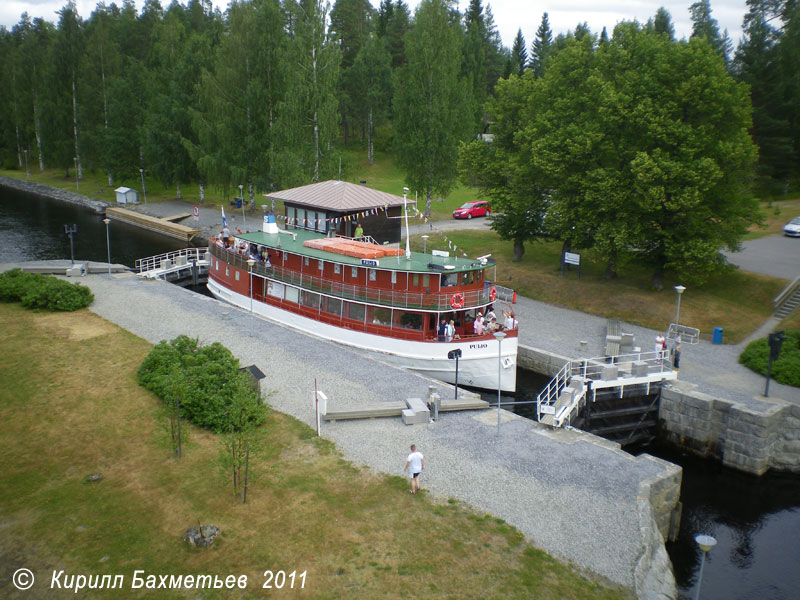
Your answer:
403;186;411;261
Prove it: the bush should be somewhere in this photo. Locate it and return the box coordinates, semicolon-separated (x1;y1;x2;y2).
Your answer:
0;268;94;310
138;335;266;433
739;329;800;388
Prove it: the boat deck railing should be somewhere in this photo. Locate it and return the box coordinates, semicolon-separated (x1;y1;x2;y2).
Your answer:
210;244;493;311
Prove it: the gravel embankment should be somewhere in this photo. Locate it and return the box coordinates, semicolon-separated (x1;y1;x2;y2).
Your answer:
4;268;677;593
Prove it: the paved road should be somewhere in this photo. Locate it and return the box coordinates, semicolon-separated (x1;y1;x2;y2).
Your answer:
722;234;800;280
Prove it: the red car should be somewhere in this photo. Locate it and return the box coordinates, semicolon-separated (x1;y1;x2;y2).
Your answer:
452;200;491;219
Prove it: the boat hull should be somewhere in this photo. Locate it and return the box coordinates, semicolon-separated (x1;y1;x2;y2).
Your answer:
207;277;517;392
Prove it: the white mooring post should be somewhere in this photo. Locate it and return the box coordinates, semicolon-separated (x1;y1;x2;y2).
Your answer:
315;388;328;436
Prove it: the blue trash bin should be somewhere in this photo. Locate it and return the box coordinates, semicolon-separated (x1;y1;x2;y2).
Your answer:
235;197;242;208
712;326;723;344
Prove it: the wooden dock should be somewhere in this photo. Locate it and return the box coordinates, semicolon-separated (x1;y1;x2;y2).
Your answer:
105;207;200;242
323;397;489;422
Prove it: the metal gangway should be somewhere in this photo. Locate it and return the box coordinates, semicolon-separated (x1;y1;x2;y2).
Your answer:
536;350;678;428
135;248;210;281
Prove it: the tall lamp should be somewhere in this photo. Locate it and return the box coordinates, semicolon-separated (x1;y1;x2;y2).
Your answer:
674;285;686;326
694;534;716;600
494;331;506;438
103;218;111;275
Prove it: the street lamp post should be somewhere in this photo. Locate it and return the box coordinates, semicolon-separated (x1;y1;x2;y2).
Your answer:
693;534;717;600
421;234;429;254
139;168;147;204
493;331;506;438
103;218;111;275
674;285;686;326
247;258;255;322
73;157;79;191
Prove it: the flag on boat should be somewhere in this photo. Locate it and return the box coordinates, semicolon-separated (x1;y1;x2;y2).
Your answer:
221;206;228;229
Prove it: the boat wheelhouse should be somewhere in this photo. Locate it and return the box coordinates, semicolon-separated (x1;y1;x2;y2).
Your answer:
207;216;518;391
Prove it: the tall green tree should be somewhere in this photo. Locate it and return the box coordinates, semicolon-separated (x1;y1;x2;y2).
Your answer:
282;0;341;184
394;0;472;216
525;24;759;284
458;72;548;261
690;0;729;61
511;28;527;76
346;34;392;164
733;3;793;191
529;12;552;77
651;7;675;40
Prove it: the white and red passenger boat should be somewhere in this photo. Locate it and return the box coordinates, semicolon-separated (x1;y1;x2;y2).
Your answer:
207;213;518;391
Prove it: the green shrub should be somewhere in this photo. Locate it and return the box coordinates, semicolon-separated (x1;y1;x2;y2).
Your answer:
0;268;93;310
739;329;800;387
138;335;266;433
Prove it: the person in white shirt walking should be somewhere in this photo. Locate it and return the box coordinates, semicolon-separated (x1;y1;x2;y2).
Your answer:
404;444;424;494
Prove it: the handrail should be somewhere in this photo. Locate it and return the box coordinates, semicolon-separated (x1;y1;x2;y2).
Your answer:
536;349;672;423
774;275;800;308
209;243;493;311
135;247;208;273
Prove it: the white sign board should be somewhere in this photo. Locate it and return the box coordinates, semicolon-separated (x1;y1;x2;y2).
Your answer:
432;250;450;258
540;405;556;415
564;252;580;266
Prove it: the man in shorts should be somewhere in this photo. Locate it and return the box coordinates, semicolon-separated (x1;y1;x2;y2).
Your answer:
404;444;424;494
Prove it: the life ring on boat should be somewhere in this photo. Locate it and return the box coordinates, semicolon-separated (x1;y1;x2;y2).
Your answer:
489;286;497;302
450;293;465;309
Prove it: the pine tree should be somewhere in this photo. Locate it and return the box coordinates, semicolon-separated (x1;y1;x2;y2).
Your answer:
530;12;552;78
511;28;527;76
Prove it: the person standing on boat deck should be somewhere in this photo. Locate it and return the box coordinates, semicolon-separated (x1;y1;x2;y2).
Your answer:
503;310;518;330
437;318;447;342
404;444;424;494
222;225;231;247
474;312;485;335
354;223;364;239
446;319;455;342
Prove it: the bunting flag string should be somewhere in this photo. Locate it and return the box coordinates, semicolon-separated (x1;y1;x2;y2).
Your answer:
267;204;469;258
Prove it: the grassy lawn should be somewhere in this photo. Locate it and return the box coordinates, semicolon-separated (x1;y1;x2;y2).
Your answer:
0;304;631;600
743;197;800;240
409;230;787;344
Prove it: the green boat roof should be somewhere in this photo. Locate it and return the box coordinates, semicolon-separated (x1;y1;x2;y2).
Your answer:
235;228;490;274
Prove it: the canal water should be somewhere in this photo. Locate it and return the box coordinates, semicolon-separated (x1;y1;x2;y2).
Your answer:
3;185;799;599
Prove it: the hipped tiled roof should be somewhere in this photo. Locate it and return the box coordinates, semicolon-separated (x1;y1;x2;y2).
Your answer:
264;180;411;211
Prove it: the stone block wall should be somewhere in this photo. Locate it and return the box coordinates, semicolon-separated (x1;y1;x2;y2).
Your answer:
518;344;569;377
660;385;800;475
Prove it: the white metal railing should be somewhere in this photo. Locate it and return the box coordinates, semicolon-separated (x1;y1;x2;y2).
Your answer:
135;248;209;274
536;349;673;424
774;275;800;309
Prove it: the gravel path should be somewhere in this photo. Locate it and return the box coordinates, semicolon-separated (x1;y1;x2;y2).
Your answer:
2;265;677;594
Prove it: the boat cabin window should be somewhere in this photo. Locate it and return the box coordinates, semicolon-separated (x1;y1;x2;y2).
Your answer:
285;286;300;304
318;259;324;271
324;297;342;316
371;307;392;325
334;263;341;274
235;271;240;281
345;301;365;322
441;273;458;287
369;268;377;282
423;274;430;288
301;290;320;310
461;270;474;285
396;311;422;330
350;266;359;279
304;256;310;267
412;274;419;287
391;271;397;284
